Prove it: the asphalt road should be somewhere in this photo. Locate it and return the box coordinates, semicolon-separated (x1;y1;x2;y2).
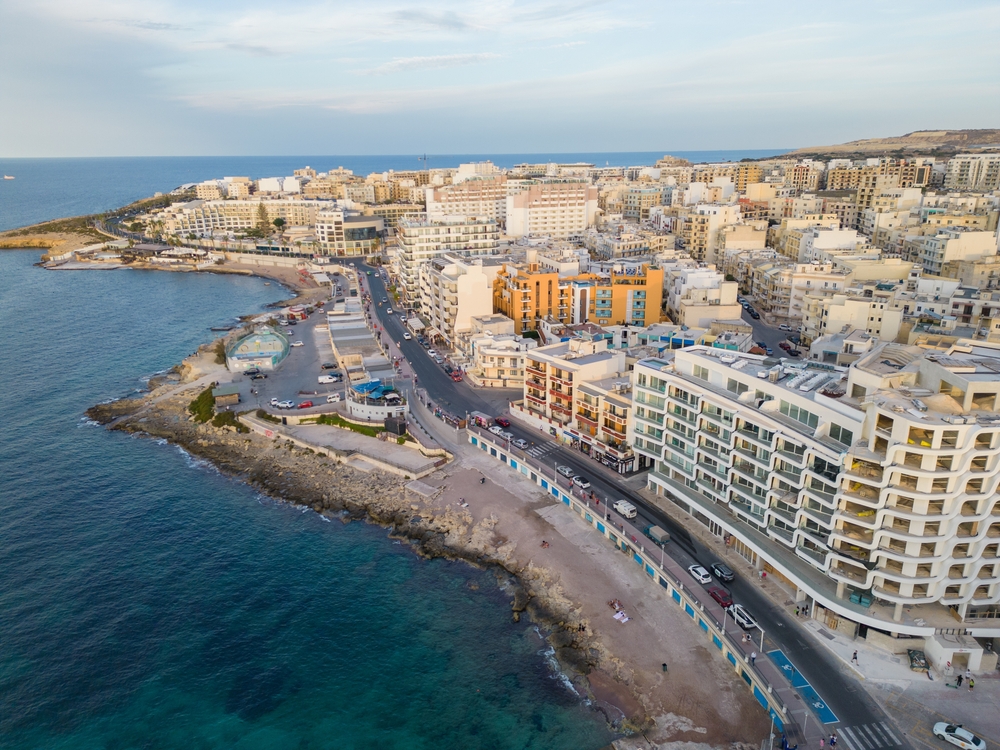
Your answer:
350;257;901;744
496;421;900;744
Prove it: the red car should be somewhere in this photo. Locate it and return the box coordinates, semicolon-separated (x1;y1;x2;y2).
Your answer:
450;373;463;382
708;586;733;608
495;417;511;428
297;400;314;409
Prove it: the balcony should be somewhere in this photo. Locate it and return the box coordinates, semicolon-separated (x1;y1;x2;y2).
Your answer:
767;523;796;544
525;365;546;378
796;544;828;567
575;412;598;426
770;504;797;524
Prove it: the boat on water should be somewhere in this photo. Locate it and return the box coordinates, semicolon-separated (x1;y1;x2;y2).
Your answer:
3;175;14;180
264;282;271;285
210;325;235;331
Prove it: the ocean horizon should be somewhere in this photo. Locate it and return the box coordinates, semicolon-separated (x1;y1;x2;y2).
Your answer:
0;150;789;233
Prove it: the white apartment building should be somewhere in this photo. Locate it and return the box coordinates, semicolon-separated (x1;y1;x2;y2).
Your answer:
796;227;869;264
161;199;334;237
944;154;1000;192
753;262;849;323
417;255;499;345
801;283;906;348
666;267;743;328
906;229;998;276
315;210;385;256
458;314;538;389
505;181;599;238
425;176;508;223
633;340;1000;643
393;215;499;303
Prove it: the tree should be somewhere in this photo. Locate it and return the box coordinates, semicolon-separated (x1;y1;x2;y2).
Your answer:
256;203;270;232
273;217;286;232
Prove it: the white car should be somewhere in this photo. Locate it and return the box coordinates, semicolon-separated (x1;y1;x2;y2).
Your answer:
488;425;505;436
512;438;529;449
326;393;342;403
403;332;412;340
270;397;279;406
727;604;758;631
500;431;514;441
934;724;986;750
557;465;575;478
318;375;338;384
386;307;393;315
276;400;294;409
779;324;792;331
572;476;591;489
688;564;712;585
290;341;304;347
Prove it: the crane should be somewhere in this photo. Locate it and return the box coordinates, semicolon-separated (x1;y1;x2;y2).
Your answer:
418;154;429;170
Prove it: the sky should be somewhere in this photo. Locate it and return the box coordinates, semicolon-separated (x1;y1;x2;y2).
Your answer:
1;0;999;157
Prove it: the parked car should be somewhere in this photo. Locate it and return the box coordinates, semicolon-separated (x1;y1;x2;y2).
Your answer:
572;476;591;489
756;341;767;349
403;332;412;340
422;341;431;349
321;362;339;370
710;562;735;582
270;398;280;406
444;365;454;374
557;465;575;478
276;400;294;409
727;604;758;630
500;431;514;441
279;320;289;326
933;724;986;750
708;586;733;608
613;500;637;518
779;324;792;331
488;425;505;436
750;311;760;320
779;341;791;350
297;400;313;409
318;375;338;384
512;438;529;450
765;347;773;356
250;373;266;380
290;341;304;347
786;349;801;357
495;417;511;428
688;564;712;584
326;393;341;403
244;367;261;376
287;320;297;325
450;373;463;382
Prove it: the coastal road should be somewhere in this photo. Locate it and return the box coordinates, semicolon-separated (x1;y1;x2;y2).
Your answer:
350;257;902;747
495;420;904;750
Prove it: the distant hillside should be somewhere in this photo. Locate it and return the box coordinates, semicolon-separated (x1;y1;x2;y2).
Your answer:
785;129;1000;159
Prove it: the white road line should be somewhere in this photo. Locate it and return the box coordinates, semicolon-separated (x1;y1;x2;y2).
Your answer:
841;727;868;750
837;727;861;750
859;724;882;748
879;722;901;745
868;723;892;746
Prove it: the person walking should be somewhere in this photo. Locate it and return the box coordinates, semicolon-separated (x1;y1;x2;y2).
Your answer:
968;678;975;692
957;673;963;687
820;738;825;750
750;650;757;666
965;668;972;683
830;733;837;747
851;650;859;665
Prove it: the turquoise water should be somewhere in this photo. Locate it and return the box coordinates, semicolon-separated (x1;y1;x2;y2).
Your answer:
0;251;614;749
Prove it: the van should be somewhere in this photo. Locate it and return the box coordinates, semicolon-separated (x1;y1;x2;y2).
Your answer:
647;525;670;544
613;500;637;519
326;393;341;403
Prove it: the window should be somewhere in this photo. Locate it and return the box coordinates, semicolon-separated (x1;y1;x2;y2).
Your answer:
780;400;819;429
829;424;853;446
727;378;748;396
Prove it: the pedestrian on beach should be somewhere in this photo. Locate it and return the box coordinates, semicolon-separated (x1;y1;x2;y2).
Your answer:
851;650;859;665
751;650;757;666
968;678;975;692
957;673;963;687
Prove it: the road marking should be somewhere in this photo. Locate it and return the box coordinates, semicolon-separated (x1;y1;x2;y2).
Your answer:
838;723;901;750
879;722;901;745
838;727;861;750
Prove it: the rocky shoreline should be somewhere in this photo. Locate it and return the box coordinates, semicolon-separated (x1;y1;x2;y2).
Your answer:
85;379;638;737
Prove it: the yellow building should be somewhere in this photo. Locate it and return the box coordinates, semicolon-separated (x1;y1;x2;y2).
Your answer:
494;261;572;333
585;262;664;328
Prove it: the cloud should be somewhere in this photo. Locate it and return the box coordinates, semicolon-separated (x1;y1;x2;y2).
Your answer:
122;20;189;31
390;8;471;31
224;42;279;57
366;53;501;75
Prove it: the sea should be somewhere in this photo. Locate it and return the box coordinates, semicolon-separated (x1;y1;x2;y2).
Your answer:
0;152;781;748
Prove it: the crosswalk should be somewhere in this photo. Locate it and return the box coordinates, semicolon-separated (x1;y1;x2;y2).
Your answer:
836;722;902;750
525;442;560;459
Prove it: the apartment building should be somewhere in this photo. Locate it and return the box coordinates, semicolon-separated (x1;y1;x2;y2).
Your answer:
581;226;674;259
417;255;499;345
666;267;742;328
632;340;1000;640
752;262;849;323
161;198;333;237
579;261;665;328
784;164;823;192
944;154;1000;192
195;181;225;201
720;247;780;292
314;210;384;256
769;216;841;259
457;314;537;388
827;160;932;210
362;203;424;229
905;229;998;276
801;283;907;347
673;204;742;265
425;176;508;223
393;215;499;303
493;257;576;333
623;186;663;222
505;181;600;238
516;339;635;472
818;191;861;231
